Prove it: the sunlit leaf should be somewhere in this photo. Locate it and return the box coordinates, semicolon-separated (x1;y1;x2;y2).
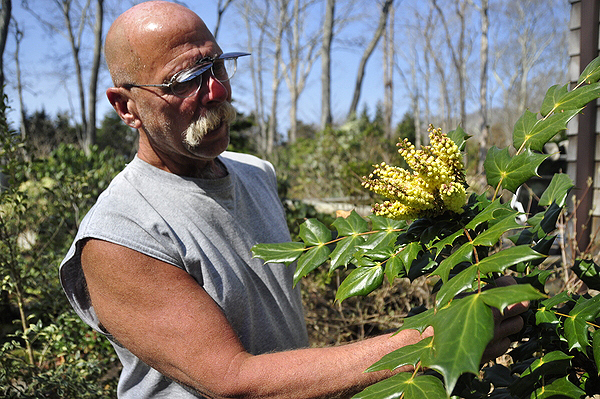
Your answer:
504;150;550;193
509;352;573;397
578;55;600;84
512;110;538;150
384;254;405;283
369;214;407;231
359;230;399;251
465;199;505;230
529;376;586;399
299;218;332;245
480;284;546;314
553;82;600;113
447;125;469;151
399;242;422;274
435;265;477;308
477;246;545;275
484;146;511;190
397;308;435;335
471;214;522;247
367;336;433;372
352;373;448;399
432;242;473;283
293;245;330;287
514;109;579;153
252;242;306;265
538;173;574;207
332;210;369;236
425;294;494;395
335;265;384;302
540;84;568;116
329;235;367;271
572;259;600;291
564;294;600;351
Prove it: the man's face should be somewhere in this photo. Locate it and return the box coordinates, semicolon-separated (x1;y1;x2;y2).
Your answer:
128;13;234;167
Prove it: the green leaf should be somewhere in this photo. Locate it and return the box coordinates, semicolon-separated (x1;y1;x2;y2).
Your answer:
335;265;384;302
329;235;367;272
465;199;505;230
425;294;494;395
513;110;538;150
332;210;369;236
432;242;473;283
578;55;600;84
369;214;407;231
359;230;399;251
252;242;306;265
538;173;574;207
514;109;580;153
563;294;600;351
366;336;433;372
447;125;469;151
397;308;435;335
384;255;405;284
435;265;478;308
553;82;600;113
299;219;332;246
510;351;574;398
571;259;600;291
293;245;331;287
353;373;448;399
504;150;551;193
529;376;585;399
471;214;522;247
540;84;569;117
484;146;511;190
480;284;546;314
399;242;422;274
477;246;545;275
593;329;600;373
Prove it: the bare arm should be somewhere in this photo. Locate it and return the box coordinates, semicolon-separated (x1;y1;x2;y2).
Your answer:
81;239;430;399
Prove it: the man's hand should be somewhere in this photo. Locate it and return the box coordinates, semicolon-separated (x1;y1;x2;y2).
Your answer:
481;276;529;362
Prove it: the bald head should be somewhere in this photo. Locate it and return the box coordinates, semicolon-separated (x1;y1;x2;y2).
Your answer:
105;1;215;86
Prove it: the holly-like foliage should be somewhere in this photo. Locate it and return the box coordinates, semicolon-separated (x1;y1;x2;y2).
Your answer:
253;57;600;398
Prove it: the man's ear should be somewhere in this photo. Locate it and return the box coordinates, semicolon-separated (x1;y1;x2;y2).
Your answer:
106;87;141;129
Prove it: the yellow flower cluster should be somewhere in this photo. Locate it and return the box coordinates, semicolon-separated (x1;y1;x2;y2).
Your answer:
362;125;466;220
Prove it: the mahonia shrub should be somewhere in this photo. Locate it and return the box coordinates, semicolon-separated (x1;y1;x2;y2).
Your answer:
254;57;600;398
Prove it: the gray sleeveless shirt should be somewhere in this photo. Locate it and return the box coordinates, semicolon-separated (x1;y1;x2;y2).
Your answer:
60;152;309;398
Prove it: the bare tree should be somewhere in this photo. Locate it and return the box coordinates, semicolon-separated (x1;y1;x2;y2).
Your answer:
347;0;393;120
11;18;26;140
382;2;394;139
474;0;488;174
0;0;11;120
214;0;235;39
320;0;334;130
282;0;320;143
22;0;104;155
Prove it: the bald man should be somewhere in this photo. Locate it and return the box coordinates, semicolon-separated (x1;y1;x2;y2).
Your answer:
60;2;526;398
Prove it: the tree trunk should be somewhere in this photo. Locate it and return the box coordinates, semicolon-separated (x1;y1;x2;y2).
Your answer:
477;0;489;174
85;0;103;155
267;0;287;155
320;0;334;130
0;0;11;121
13;20;27;140
383;3;394;139
347;0;393;120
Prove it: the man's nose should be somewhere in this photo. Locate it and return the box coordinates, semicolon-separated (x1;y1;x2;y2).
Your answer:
200;75;230;106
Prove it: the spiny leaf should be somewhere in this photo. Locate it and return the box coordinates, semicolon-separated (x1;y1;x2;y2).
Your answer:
477;246;545;275
578;54;600;84
397;307;435;335
359;230;399;251
484;146;511;190
399;242;422;274
538;173;574;207
366;336;433;372
563;294;600;351
332;210;369;236
352;373;448;399
479;284;546;314
299;218;332;245
425;294;494;395
571;259;600;291
552;82;600;113
252;242;306;265
513;109;580;153
540;84;569;117
447;125;469;151
512;110;538;151
501;150;550;193
465;199;505;230
593;329;600;374
369;213;407;230
471;213;522;247
530;376;586;399
293;245;330;287
335;265;384;302
329;235;367;272
432;242;473;283
435;265;477;308
384;255;405;284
